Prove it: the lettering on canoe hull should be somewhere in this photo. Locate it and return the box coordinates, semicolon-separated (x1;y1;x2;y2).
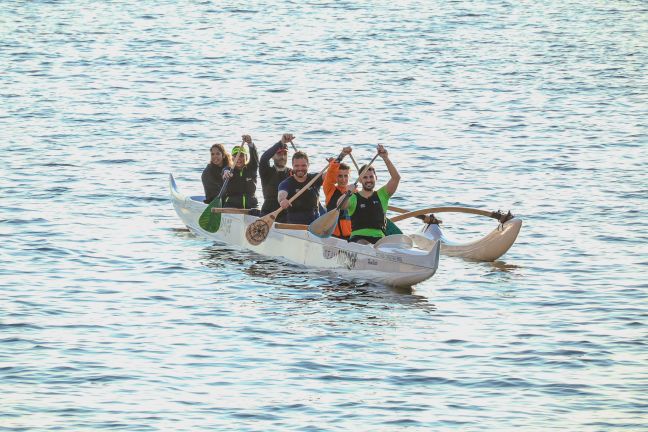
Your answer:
323;247;358;270
221;218;232;235
376;251;403;263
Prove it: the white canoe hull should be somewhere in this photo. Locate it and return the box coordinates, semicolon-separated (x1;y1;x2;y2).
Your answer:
170;175;440;287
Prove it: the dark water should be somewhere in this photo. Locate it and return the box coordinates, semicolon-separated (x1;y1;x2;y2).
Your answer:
1;1;646;430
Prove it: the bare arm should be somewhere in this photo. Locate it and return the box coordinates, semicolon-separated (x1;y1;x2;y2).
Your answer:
378;145;400;196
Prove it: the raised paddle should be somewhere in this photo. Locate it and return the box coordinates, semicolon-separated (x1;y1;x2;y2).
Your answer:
289;139;298;153
348;152;361;173
245;159;332;245
198;141;246;232
307;152;381;238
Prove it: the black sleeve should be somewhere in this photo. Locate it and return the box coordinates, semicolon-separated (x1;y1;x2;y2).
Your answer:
201;165;222;202
248;144;259;178
259;141;282;180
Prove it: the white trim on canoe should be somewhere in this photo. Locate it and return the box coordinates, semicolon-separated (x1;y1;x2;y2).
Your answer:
169;174;440;287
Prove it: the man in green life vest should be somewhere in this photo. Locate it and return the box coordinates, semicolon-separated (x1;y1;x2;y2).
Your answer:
339;144;401;244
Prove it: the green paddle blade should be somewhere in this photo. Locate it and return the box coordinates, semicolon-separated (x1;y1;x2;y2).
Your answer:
385;219;403;236
307;209;340;238
199;198;223;232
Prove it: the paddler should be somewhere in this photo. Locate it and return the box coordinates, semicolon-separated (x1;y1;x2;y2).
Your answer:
277;150;326;225
201;143;233;204
339;144;400;244
323;146;353;239
259;133;293;222
222;134;259;211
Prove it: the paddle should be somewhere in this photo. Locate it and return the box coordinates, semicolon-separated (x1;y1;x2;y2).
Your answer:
198;141;246;232
348;153;361;173
307;152;380;238
245;158;332;245
289;139;298;153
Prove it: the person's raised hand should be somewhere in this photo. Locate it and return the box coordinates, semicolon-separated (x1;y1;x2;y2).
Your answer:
281;133;295;145
377;144;388;159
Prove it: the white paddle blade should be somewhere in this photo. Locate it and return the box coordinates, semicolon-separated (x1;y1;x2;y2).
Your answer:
307;210;340;238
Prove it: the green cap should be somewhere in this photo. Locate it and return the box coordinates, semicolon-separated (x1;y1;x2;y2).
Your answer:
232;146;248;156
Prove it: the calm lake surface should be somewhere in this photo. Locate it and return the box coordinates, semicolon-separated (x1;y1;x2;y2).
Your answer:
1;1;646;430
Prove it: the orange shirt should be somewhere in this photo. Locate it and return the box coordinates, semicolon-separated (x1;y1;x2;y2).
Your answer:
323;160;352;239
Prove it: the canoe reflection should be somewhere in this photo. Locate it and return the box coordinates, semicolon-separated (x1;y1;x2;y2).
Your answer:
200;244;436;311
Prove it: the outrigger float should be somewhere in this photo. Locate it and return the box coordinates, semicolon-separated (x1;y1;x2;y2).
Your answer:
388;206;522;262
169;175;521;287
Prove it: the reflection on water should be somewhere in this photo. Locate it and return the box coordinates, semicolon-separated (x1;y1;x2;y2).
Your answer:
489;260;522;273
201;244;436;311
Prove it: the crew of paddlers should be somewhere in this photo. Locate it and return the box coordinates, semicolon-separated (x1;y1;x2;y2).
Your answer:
202;134;400;244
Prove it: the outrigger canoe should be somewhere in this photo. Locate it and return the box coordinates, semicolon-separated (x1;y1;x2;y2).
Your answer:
170;175;440;287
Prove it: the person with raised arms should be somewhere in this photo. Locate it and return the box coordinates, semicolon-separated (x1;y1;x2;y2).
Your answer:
278;149;338;225
222;134;259;210
339;144;400;244
259;133;294;222
323;146;353;239
201;143;233;204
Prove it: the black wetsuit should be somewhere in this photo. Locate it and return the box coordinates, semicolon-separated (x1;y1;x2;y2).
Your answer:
259;141;292;221
223;145;259;209
277;173;323;225
201;163;226;204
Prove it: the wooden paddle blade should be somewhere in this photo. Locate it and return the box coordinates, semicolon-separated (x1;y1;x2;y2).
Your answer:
245;219;271;245
307;209;340;238
199;198;222;232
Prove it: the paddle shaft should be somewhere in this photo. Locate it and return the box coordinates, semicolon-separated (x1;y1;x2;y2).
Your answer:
348;153;361;173
289;140;298;153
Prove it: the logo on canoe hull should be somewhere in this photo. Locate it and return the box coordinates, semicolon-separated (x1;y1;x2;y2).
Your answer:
323;247;357;269
221;218;232;235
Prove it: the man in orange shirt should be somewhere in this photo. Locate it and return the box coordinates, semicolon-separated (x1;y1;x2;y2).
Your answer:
323;146;353;239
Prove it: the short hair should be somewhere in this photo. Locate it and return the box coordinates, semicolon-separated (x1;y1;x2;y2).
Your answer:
359;164;376;175
210;143;233;168
292;151;309;164
339;163;350;171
